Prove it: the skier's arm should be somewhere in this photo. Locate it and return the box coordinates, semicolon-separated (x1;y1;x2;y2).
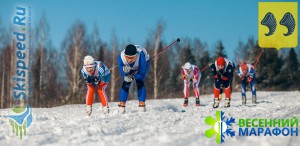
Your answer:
237;67;244;78
248;68;255;78
210;63;220;79
180;69;186;80
98;63;111;83
81;68;88;80
222;65;234;80
193;67;200;82
134;53;146;80
247;68;255;83
118;55;125;78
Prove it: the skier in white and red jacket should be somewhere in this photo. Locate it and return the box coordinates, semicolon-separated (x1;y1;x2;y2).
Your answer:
180;62;201;107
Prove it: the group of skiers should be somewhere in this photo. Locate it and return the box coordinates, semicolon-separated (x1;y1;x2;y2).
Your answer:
80;44;257;116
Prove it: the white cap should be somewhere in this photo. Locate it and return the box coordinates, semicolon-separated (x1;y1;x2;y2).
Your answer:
183;62;192;70
83;55;95;67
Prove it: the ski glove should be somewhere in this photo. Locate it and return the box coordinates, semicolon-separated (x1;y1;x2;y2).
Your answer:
86;76;99;84
248;76;253;83
193;78;198;83
124;76;134;82
123;66;131;74
240;75;245;80
221;76;229;81
214;74;221;80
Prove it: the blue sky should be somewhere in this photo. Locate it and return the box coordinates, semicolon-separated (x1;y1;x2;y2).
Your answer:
0;0;298;60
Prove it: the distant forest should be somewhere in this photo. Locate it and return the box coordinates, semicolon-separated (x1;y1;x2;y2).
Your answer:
1;16;299;108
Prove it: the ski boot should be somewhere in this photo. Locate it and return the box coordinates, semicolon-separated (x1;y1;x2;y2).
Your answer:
242;96;246;105
213;98;220;108
102;106;109;114
183;98;188;107
252;95;257;104
118;102;126;114
86;105;92;116
224;98;230;108
138;102;146;112
195;98;200;106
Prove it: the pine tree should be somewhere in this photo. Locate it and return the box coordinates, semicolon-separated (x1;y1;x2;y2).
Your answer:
256;48;283;89
180;45;195;65
279;49;299;89
214;41;227;59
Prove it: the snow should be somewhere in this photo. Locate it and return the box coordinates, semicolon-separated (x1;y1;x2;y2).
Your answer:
0;91;300;146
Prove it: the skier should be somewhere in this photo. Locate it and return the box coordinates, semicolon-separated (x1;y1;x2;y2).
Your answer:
210;57;235;108
180;62;201;107
118;44;151;114
237;61;257;105
81;55;110;116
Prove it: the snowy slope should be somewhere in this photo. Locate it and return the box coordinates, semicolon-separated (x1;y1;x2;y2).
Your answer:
0;91;300;146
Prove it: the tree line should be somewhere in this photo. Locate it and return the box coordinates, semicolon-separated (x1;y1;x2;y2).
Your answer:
0;16;299;108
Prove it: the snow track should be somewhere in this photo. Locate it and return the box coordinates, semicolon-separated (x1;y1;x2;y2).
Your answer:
0;91;299;146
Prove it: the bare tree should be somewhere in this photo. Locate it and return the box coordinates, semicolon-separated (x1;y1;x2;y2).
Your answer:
153;21;164;99
110;33;118;101
0;55;4;108
9;25;16;108
62;21;88;103
0;19;6;108
33;14;48;106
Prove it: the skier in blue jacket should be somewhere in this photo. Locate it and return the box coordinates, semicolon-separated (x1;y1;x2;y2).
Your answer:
118;44;151;114
237;61;257;105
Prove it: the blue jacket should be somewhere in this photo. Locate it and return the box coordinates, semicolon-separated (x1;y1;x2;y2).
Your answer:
118;52;147;81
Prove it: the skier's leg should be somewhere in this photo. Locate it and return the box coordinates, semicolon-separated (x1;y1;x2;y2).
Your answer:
97;83;109;106
86;83;95;105
224;80;231;99
85;83;95;116
183;81;189;98
250;75;257;104
193;75;201;106
136;79;146;112
136;79;146;102
193;76;200;98
183;81;190;107
241;81;247;105
120;81;132;104
119;81;131;114
241;81;247;97
213;79;221;108
97;83;109;114
224;80;231;107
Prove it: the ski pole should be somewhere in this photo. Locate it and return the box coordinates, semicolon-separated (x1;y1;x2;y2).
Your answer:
200;65;209;72
254;50;263;68
147;38;180;63
109;38;180;70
